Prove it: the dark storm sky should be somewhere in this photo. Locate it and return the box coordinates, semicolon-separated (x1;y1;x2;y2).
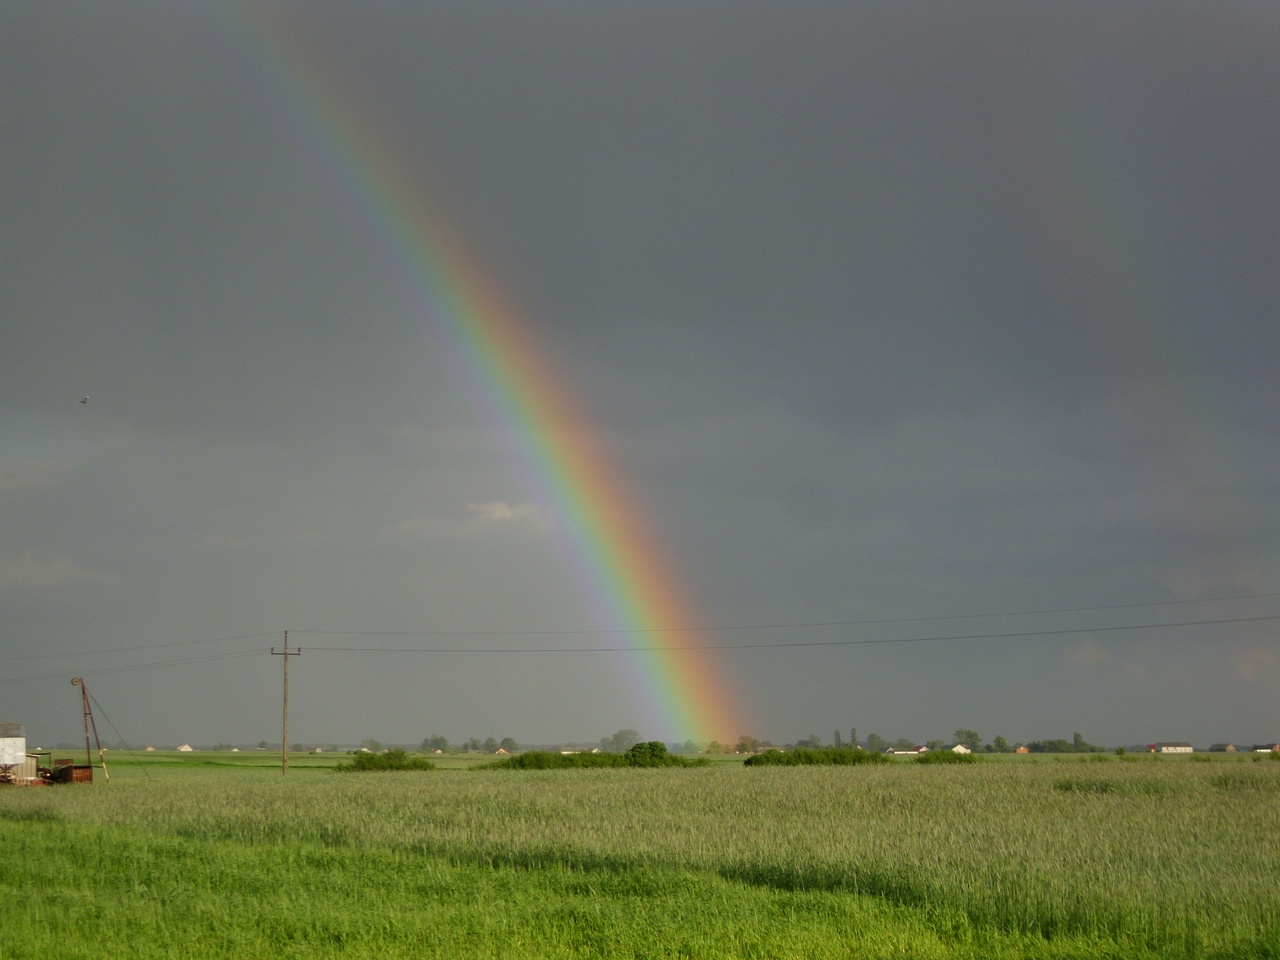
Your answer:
2;2;1277;748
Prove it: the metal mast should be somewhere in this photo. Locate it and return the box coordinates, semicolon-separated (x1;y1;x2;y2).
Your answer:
71;677;108;780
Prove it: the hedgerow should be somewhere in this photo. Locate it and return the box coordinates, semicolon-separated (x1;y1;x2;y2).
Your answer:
489;742;709;770
336;748;435;772
915;750;979;765
744;747;889;767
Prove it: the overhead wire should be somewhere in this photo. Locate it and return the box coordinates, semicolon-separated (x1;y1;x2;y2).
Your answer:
291;591;1280;638
0;649;263;686
1;593;1275;677
0;632;281;664
298;614;1280;654
84;684;152;779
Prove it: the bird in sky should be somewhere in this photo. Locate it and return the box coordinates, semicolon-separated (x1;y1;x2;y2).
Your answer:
79;396;89;404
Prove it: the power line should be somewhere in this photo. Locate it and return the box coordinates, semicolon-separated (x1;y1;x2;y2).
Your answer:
0;650;262;686
0;632;280;665
291;592;1280;639
1;593;1274;676
301;614;1280;655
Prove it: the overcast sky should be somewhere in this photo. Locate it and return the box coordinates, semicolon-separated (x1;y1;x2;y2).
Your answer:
3;2;1277;750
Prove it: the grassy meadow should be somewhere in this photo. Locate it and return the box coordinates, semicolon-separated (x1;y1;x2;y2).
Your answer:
2;751;1278;958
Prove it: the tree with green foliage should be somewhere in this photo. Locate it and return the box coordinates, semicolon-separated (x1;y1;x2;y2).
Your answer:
865;732;887;752
992;735;1010;753
954;729;981;751
601;729;642;753
849;727;857;749
623;741;669;765
422;734;449;752
499;737;518;753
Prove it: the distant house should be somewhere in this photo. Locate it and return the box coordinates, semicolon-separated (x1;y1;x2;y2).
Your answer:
1208;743;1237;753
886;746;929;756
1251;743;1280;753
1014;744;1030;754
1149;742;1193;754
177;744;194;752
947;744;972;754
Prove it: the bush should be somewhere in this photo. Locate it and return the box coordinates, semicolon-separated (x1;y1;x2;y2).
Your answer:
497;751;627;770
489;745;708;770
744;747;888;767
914;750;978;765
337;749;435;772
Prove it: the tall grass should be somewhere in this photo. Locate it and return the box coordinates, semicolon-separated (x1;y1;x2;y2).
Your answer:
2;759;1277;957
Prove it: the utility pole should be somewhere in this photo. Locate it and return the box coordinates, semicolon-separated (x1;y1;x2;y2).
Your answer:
270;634;301;775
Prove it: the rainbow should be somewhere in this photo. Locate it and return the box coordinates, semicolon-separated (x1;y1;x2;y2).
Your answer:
226;8;745;743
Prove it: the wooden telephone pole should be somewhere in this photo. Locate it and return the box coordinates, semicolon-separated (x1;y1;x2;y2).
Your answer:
270;634;301;775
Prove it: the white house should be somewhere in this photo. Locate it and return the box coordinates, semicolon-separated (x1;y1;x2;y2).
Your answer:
1149;742;1193;754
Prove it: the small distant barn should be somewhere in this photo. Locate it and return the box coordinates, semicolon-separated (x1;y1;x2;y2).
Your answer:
1209;743;1237;753
1149;742;1194;754
1014;744;1030;754
177;744;194;752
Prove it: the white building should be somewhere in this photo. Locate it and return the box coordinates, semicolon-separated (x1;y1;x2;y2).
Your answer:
1149;742;1193;754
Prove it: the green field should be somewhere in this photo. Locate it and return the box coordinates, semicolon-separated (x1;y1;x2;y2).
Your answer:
2;752;1278;958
